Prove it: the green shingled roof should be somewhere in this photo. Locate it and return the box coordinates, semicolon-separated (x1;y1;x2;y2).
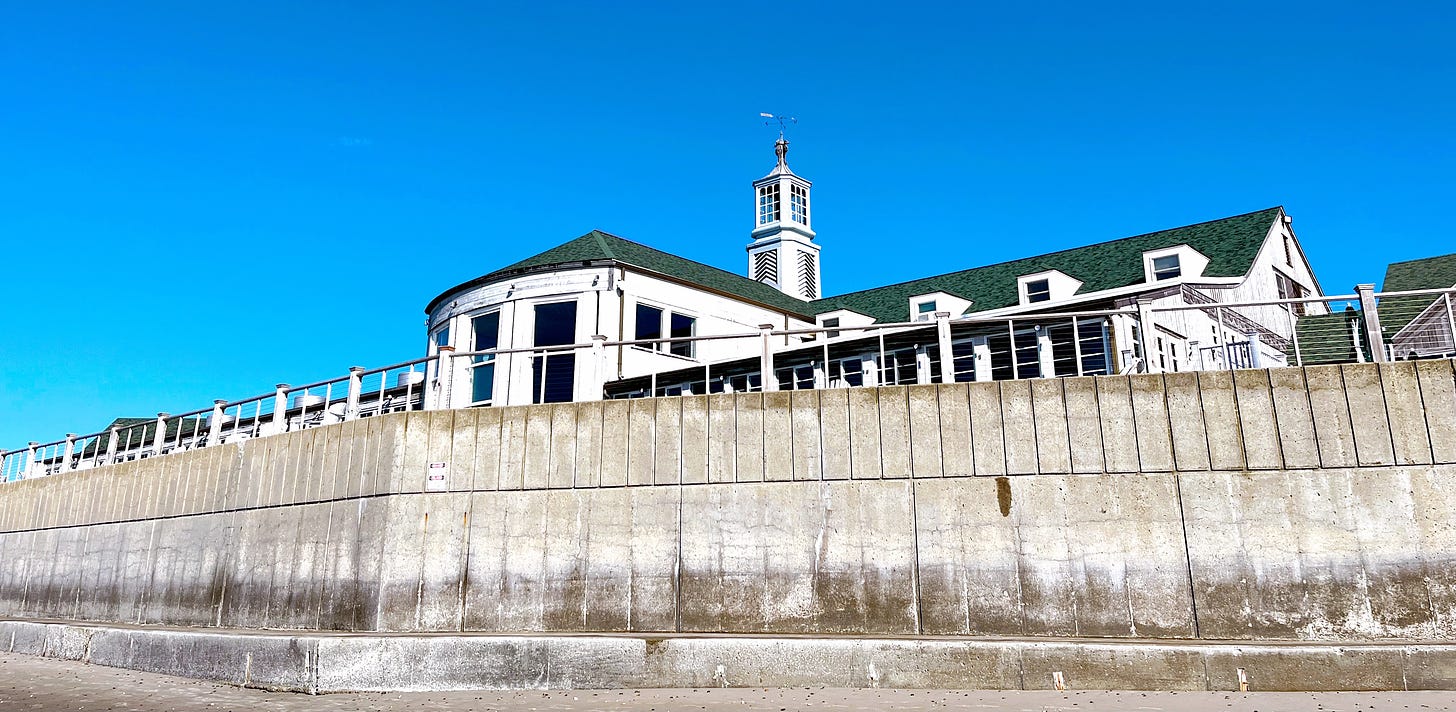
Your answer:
809;207;1284;322
1378;252;1456;334
429;230;815;316
432;208;1284;322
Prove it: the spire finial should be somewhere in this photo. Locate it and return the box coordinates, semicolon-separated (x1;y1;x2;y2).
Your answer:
760;112;797;173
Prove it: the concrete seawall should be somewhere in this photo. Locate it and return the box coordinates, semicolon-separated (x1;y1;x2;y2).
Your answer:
2;361;1456;689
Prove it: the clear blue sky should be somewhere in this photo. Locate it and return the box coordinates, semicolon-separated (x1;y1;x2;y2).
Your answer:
2;1;1453;449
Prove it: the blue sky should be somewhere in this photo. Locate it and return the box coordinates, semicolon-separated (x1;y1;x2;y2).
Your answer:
1;1;1453;448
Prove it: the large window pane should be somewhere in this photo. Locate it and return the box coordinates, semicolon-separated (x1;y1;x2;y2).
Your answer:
534;301;577;346
669;313;695;357
635;303;662;341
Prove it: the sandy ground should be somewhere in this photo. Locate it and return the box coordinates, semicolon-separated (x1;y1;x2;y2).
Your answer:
0;653;1453;711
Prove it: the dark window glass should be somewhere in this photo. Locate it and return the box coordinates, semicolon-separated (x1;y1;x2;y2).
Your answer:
472;313;499;354
823;317;840;339
1026;279;1051;303
635;303;662;342
534;302;577;347
1152;255;1181;280
669;313;695;357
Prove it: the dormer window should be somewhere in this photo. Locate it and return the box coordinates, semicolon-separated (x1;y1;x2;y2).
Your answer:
1025;279;1050;303
915;301;937;321
1152;255;1181;281
790;184;809;225
757;184;780;224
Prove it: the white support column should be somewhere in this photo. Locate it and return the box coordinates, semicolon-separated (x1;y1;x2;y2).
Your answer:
587;335;608;401
272;384;290;434
1248;333;1264;368
759;324;778;392
1136;297;1156;373
345;366;366;421
24;442;38;479
151;413;169;456
209;400;227;444
934;312;954;384
106;426;120;463
62;434;76;473
430;346;456;410
1355;283;1387;363
1035;325;1056;377
972;339;993;382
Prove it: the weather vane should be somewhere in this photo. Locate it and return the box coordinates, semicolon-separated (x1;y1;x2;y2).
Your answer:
759;112;798;139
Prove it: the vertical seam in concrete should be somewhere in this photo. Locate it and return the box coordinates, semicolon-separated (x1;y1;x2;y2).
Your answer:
1192;372;1215;471
313;500;337;631
1059;379;1075;474
1374;366;1400;465
1410;364;1436;464
998;384;1011;476
1303;366;1329;469
1026;381;1043;475
909;477;924;635
1172;469;1202;639
1093;375;1108;473
457;497;472;632
1126;379;1144;471
1226;371;1248;470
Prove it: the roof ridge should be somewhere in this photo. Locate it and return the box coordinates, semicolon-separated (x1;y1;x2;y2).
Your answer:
815;206;1283;302
590;230;617;259
1386;251;1456;268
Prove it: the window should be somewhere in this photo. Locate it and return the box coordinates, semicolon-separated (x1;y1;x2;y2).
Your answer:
531;301;578;404
828;357;863;387
790;184;809;224
1275;272;1307;316
635;303;663;341
432;325;451;351
1152;255;1181;280
757;184;780;224
915;301;937;321
469;312;499;404
1025;279;1051;303
1284;234;1295;267
822;317;840;339
635;302;697;358
669;312;696;357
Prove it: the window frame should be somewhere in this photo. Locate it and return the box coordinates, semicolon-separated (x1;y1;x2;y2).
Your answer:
1025;279;1051;303
1151;254;1182;281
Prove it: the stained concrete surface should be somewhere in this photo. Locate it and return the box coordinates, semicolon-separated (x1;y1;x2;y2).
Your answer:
1;653;1453;712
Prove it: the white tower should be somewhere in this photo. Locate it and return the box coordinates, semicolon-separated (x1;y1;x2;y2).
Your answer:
747;137;821;300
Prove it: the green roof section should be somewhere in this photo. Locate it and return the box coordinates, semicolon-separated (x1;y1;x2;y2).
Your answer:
1382;252;1456;293
428;230;815;316
431;207;1284;323
810;207;1284;322
1378;252;1456;334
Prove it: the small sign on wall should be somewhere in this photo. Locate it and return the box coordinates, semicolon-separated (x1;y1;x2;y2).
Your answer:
426;461;448;492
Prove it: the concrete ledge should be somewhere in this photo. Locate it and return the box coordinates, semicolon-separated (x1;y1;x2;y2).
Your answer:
5;619;1456;693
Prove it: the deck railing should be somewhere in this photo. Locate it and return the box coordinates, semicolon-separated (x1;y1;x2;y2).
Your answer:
4;286;1454;482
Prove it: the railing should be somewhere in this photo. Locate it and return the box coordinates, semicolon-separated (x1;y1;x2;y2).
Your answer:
2;358;432;482
5;286;1454;483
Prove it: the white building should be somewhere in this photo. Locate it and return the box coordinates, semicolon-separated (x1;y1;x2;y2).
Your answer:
423;140;1326;407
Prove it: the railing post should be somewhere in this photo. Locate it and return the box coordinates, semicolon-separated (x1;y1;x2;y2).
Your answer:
1248;333;1264;368
1136;297;1156;373
759;324;778;392
1445;293;1456;355
588;335;609;401
106;426;120;463
1355;283;1387;363
1286;308;1302;366
272;384;290;434
24;442;37;479
345;366;366;421
430;345;456;410
209;399;227;445
152;413;169;456
934;312;954;384
1218;307;1231;371
62;434;76;473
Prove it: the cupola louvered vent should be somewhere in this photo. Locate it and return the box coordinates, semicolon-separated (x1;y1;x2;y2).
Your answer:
797;251;817;298
753;250;778;285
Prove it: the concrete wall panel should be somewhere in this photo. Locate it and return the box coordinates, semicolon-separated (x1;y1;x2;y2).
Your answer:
877;387;912;479
1233;369;1283;470
653;398;682;486
1095;377;1139;473
847;388;882;479
1342;364;1396;466
1269;368;1320;469
706;394;736;484
907;385;942;478
680;481;917;635
935;384;972;477
549;404;578;489
1416;360;1456;464
791;390;824;481
1381;362;1434;465
1305;365;1357;468
967;382;1005;476
680;396;708;485
1162;372;1211;471
1000;381;1038;475
1030;380;1071;475
1130;374;1174;472
762;392;793;482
